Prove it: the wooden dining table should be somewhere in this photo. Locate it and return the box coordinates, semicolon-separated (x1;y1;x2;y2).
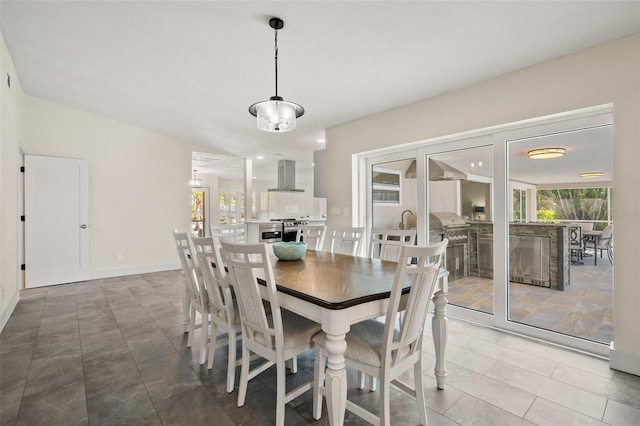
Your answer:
265;249;450;426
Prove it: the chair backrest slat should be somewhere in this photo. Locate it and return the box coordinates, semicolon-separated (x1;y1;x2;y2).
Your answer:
173;232;206;306
369;228;417;262
382;240;447;368
330;227;365;256
296;225;327;251
193;236;234;325
220;241;281;350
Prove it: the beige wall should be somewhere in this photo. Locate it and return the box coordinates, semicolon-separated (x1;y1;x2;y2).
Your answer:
1;33;25;328
20;96;209;276
326;34;640;372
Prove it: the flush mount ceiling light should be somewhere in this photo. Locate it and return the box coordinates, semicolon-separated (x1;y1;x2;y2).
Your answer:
527;147;566;159
579;171;605;178
191;170;201;188
249;17;304;132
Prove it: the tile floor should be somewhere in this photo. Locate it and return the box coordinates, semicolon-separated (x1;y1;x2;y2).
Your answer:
1;269;638;425
447;253;613;343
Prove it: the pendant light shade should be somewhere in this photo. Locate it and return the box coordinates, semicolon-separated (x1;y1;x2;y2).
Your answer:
249;17;304;132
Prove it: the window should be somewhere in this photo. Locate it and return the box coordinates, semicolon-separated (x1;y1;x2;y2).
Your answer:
512;189;527;222
536;187;611;229
372;168;402;205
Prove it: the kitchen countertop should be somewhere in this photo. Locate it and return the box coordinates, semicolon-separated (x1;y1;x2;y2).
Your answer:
466;221;569;227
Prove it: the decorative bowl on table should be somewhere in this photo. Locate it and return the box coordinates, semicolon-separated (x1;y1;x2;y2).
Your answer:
272;242;307;260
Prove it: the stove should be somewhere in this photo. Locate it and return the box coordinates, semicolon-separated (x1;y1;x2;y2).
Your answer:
429;212;470;281
271;218;310;242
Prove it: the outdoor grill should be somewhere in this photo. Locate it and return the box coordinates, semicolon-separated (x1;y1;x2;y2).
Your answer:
429;212;470;281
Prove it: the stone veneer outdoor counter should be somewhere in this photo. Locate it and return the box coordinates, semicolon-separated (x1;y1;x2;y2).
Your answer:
468;222;570;291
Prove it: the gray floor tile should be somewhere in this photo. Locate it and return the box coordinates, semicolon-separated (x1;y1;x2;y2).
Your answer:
31;326;81;360
23;350;84;396
486;361;607;419
80;327;129;360
0;379;25;426
0;328;37;355
136;352;201;402
37;310;78;335
444;393;534;426
87;382;161;426
83;351;142;399
525;397;608;425
444;362;536;417
17;381;88;426
125;327;177;363
155;385;235;425
0;347;33;384
603;398;640;426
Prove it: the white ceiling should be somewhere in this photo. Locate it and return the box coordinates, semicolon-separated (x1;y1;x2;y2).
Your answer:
2;1;638;183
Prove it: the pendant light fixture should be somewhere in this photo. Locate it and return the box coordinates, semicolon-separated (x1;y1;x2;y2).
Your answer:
249;17;304;132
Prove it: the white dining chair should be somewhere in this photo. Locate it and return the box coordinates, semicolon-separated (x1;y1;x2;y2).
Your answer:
193;236;242;393
173;232;210;365
296;224;327;251
329;226;365;256
313;240;447;426
369;228;417;262
220;241;322;426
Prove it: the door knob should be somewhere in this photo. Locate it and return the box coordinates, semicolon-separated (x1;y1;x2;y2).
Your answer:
80;224;88;229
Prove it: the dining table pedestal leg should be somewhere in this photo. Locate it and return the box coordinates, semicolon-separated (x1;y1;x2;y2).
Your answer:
432;287;448;390
324;332;347;426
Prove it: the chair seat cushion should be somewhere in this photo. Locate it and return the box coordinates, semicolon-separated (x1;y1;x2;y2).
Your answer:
313;319;402;368
280;309;322;351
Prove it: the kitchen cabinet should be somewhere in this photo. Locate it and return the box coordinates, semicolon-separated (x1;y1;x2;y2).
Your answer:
372;168;401;205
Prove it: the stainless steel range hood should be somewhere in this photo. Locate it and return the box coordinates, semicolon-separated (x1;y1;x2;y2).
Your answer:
428;159;466;181
268;160;304;192
405;159;467;180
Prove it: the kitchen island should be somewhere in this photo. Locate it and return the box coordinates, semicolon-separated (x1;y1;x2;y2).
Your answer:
468;222;570;290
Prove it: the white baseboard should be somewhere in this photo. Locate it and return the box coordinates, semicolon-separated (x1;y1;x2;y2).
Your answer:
0;290;20;332
609;343;640;376
89;262;181;280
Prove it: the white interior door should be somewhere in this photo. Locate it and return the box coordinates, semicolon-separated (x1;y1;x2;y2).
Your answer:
25;155;89;288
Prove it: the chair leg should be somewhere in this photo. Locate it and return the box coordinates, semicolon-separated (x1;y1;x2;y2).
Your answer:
226;330;237;393
313;349;325;420
237;343;250;407
207;325;218;370
199;313;209;365
276;356;287;426
414;355;428;426
380;376;391;426
187;305;196;347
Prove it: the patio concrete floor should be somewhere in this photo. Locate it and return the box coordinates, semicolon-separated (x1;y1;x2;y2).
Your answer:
446;251;613;344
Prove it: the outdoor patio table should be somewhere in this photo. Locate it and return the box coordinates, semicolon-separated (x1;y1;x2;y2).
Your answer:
583;230;602;266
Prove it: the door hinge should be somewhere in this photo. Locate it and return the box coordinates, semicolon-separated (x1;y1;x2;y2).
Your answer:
21;215;25;222
21;264;26;271
20;166;25;173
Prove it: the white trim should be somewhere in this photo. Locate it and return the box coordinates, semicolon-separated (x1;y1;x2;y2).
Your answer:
89;262;180;280
609;343;640;376
0;290;20;332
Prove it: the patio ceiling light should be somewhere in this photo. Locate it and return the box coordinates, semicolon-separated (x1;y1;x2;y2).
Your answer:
579;171;605;178
527;147;566;159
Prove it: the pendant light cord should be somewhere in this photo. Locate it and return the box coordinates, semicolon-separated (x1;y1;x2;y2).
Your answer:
274;27;279;98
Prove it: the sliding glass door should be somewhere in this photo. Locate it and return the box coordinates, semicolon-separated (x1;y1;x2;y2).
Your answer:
360;106;613;356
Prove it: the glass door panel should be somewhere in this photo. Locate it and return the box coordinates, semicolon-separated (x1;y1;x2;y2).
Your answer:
427;145;494;314
506;125;613;344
